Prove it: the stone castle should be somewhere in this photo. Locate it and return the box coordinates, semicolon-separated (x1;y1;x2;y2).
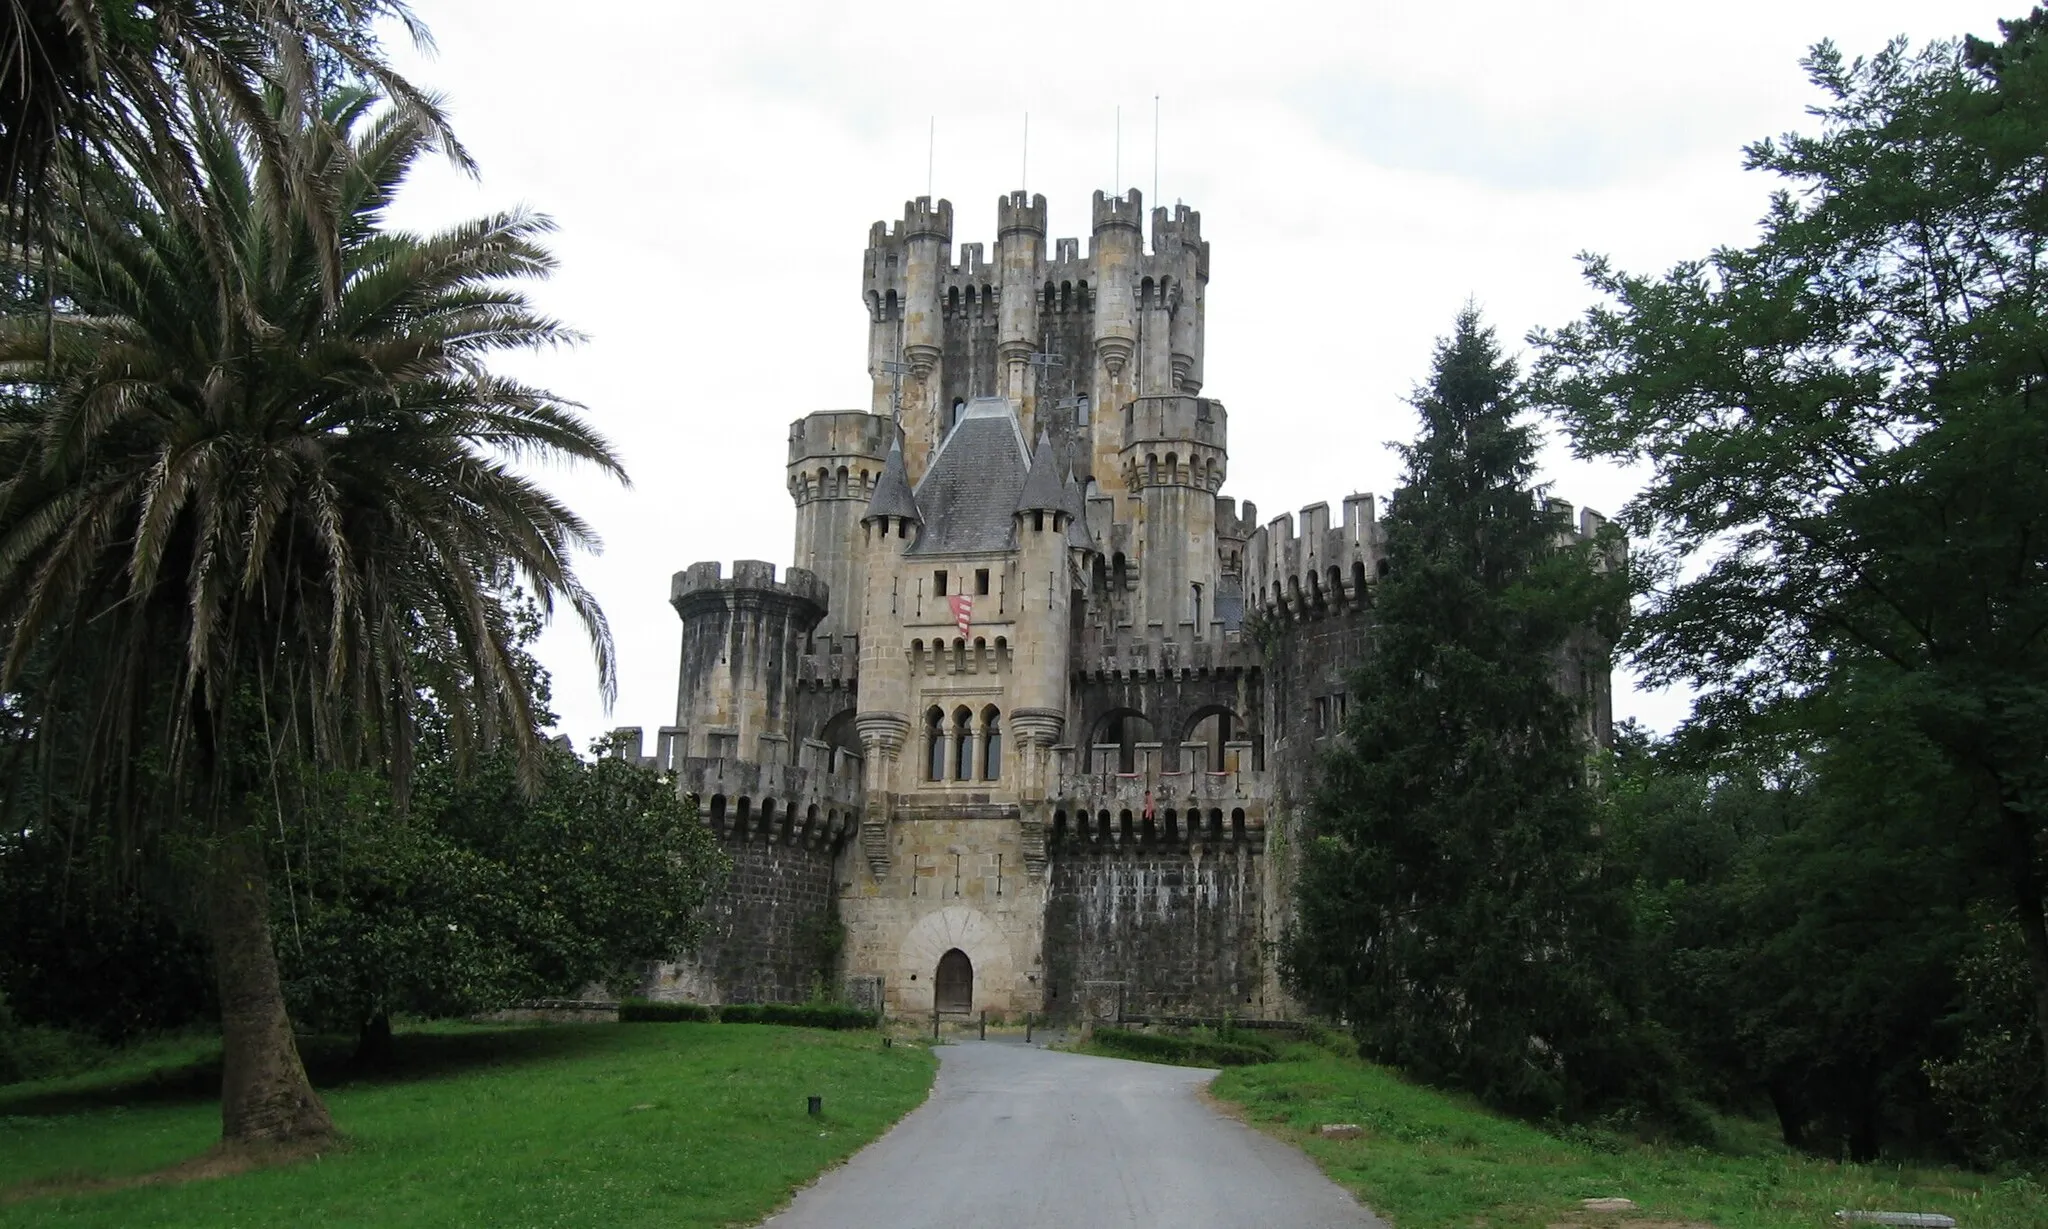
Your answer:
612;189;1615;1023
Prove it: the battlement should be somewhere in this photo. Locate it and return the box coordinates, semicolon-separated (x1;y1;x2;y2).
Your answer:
901;195;952;242
1072;619;1258;677
1150;203;1204;255
670;560;829;615
1244;493;1622;621
1215;496;1260;542
1120;395;1226;452
787;410;895;468
1093;188;1144;233
998;190;1047;235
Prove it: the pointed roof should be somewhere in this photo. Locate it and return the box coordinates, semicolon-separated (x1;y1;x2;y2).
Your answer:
1014;430;1068;516
862;440;921;523
909;399;1029;554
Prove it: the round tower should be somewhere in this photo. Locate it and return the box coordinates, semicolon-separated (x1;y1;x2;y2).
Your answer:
787;411;894;643
1120;395;1228;635
669;561;826;767
996;190;1047;417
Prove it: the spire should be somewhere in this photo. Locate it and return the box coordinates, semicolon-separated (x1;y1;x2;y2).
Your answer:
1014;430;1067;517
862;440;922;524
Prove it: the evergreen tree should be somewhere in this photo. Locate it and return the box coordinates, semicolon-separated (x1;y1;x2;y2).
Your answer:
1285;307;1631;1116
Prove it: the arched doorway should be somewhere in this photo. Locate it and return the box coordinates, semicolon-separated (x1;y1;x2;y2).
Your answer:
934;948;973;1013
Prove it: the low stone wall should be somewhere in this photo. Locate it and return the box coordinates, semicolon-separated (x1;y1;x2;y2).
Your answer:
648;836;843;1005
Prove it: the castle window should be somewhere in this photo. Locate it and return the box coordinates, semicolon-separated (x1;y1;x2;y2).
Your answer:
926;707;945;781
975;568;990;596
1075;394;1090;425
981;707;1002;781
946;398;963;430
1315;695;1331;734
953;708;973;781
1190;582;1202;628
933;570;948;597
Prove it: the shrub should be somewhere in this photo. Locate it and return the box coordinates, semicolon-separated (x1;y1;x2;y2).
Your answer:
1093;1026;1277;1067
617;1000;880;1030
618;1000;716;1023
0;1012;111;1084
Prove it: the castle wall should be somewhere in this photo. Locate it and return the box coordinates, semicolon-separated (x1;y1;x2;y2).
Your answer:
1043;842;1265;1021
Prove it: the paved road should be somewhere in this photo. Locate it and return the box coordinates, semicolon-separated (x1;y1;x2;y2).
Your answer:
762;1040;1383;1228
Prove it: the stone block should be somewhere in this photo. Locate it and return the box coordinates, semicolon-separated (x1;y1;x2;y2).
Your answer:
1317;1123;1362;1139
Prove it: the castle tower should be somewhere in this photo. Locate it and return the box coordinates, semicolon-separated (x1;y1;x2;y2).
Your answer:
669;561;826;767
787;411;895;642
862;197;953;479
850;443;921;875
1121;396;1228;637
995;191;1046;423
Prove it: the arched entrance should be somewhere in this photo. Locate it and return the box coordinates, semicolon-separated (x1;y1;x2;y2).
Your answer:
934;948;973;1013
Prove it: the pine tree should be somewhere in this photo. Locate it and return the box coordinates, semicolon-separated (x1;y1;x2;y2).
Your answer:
1284;306;1629;1116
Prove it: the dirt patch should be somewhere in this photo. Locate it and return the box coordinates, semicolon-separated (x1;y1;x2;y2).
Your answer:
0;1135;343;1205
1194;1080;1250;1124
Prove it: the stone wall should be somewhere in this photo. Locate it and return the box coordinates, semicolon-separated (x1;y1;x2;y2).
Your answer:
648;834;842;1005
1042;843;1266;1022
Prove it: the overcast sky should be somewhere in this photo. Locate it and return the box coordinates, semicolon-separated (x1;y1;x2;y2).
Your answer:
380;1;2014;750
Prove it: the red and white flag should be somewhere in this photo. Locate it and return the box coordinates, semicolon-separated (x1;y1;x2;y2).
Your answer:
948;593;973;640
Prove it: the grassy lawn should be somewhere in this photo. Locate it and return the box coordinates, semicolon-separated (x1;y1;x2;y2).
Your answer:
0;1021;935;1227
1208;1048;2047;1229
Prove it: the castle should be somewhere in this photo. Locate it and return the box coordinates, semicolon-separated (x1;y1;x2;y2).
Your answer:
612;189;1616;1023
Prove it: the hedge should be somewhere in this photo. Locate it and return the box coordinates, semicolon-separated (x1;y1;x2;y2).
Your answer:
1091;1026;1277;1067
616;1000;880;1030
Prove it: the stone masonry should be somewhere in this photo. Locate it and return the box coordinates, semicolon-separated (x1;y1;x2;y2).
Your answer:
615;190;1618;1022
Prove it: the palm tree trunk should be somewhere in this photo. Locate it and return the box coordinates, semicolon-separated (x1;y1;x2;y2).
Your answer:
209;824;333;1145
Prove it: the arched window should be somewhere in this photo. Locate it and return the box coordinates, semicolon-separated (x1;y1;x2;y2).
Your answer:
952;708;973;781
935;948;972;1013
1075;394;1090;425
926;707;945;781
981;707;1002;781
947;398;964;430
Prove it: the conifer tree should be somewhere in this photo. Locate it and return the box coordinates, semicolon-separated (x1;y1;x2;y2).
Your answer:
1284;307;1629;1115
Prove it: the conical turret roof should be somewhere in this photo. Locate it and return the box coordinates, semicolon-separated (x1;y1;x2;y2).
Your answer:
862;440;922;523
1014;430;1067;516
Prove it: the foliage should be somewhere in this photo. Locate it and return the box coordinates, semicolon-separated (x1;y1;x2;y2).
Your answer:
1089;1026;1277;1067
628;1002;884;1030
0;997;110;1086
278;747;728;1048
0;1021;937;1225
0;82;620;1142
1284;307;1639;1119
617;1000;717;1022
1926;911;2048;1166
1;0;461;253
1212;1046;2048;1229
1530;18;2048;1070
1599;726;1978;1160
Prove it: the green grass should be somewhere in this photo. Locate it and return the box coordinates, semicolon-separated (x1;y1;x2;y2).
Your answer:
0;1021;936;1227
1209;1048;2048;1229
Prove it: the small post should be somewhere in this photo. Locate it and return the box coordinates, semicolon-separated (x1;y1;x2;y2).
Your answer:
1026;1012;1034;1044
807;1095;822;1116
980;1010;987;1040
932;1006;940;1039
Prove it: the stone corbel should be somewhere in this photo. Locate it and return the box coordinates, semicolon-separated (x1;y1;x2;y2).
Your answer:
853;711;910;878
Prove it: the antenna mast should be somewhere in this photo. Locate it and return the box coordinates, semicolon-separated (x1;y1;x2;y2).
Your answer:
1114;105;1121;191
1022;112;1029;190
926;116;934;198
1153;95;1160;205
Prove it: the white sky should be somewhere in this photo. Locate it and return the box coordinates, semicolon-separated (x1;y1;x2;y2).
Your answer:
380;1;2013;749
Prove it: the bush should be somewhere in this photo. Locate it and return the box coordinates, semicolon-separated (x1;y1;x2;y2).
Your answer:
616;1000;880;1030
618;999;716;1023
721;1002;880;1030
1093;1026;1277;1067
0;1002;111;1085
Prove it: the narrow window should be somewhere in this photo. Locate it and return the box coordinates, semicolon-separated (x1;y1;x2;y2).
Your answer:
975;568;990;595
982;709;1002;781
1191;582;1203;627
1315;696;1331;734
933;570;948;597
953;709;973;781
1076;394;1091;425
926;708;945;780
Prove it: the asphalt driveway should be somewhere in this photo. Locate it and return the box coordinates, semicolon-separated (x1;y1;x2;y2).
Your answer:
762;1039;1383;1228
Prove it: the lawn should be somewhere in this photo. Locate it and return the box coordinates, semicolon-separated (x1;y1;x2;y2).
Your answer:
0;1021;935;1227
1209;1048;2048;1229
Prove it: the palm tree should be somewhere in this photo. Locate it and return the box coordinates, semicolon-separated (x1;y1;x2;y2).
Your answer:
0;87;622;1145
2;1;465;244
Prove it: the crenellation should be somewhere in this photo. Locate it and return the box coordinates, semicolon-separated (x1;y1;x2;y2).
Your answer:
644;189;1617;1023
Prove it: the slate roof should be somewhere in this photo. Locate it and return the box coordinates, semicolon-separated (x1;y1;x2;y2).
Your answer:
907;397;1028;555
1015;430;1068;514
863;439;922;523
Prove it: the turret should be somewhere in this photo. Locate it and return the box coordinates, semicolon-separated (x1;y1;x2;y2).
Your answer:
1120;395;1227;635
1090;189;1142;381
862;197;952;479
996;191;1047;414
670;561;826;768
788;411;893;642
